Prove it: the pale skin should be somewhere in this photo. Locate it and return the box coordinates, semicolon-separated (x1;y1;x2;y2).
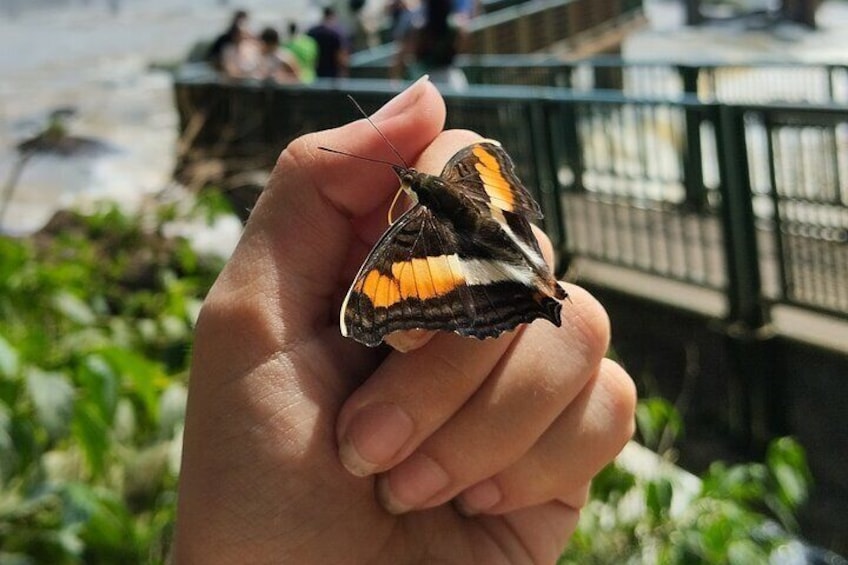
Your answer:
173;78;637;564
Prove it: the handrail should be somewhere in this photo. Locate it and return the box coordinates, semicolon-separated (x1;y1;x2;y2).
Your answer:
352;54;848;103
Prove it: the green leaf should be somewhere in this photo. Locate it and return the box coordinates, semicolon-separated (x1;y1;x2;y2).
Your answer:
71;401;111;478
25;368;74;441
51;291;96;326
635;397;683;451
63;484;138;558
77;354;119;423
588;462;635;501
772;462;808;509
96;347;162;422
8;413;38;473
0;334;20;377
766;437;811;509
646;478;673;520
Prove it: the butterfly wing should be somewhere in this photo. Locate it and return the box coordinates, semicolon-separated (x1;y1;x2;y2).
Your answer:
441;139;558;293
440;140;543;220
341;204;562;347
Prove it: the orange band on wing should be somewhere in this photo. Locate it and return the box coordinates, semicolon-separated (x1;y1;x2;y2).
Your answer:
473;146;515;211
355;255;466;308
358;270;400;309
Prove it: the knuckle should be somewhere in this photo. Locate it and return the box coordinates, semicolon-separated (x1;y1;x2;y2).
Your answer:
599;359;638;450
564;285;612;369
279;131;317;169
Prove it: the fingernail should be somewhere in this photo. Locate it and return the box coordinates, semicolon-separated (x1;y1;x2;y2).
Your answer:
376;453;450;514
455;479;502;516
372;75;430;122
338;403;414;477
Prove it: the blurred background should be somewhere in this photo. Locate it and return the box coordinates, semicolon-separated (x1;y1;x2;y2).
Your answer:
1;0;847;563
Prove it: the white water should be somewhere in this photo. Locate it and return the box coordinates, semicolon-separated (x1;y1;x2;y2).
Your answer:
0;0;317;234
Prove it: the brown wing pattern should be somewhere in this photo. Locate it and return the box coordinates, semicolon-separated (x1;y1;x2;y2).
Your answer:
440;140;543;219
341;205;562;347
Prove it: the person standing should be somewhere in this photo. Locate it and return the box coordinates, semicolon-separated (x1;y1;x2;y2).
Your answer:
220;24;262;79
207;10;250;71
284;21;319;83
307;7;350;78
391;0;468;89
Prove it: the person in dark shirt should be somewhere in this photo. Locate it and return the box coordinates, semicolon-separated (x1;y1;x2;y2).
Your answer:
392;0;468;89
307;7;349;78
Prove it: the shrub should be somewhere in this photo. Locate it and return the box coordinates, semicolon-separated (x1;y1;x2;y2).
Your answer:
0;202;224;563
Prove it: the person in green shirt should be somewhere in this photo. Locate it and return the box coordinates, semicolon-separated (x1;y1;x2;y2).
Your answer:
284;21;318;84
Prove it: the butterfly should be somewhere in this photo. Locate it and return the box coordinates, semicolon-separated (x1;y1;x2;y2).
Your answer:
323;104;567;349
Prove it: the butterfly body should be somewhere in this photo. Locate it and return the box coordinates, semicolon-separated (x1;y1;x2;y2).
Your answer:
340;139;567;347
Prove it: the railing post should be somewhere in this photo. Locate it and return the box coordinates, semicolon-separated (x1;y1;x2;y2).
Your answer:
535;98;570;273
682;99;707;212
716;106;768;331
561;103;584;194
542;97;583;273
714;104;782;448
679;67;707;212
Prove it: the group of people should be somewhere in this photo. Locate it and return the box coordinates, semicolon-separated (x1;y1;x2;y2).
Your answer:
207;0;481;88
206;7;350;83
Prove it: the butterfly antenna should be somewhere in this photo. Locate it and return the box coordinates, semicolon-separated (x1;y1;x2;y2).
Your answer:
347;95;410;169
317;146;398;168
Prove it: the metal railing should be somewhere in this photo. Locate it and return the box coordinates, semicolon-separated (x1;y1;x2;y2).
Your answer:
741;104;848;315
173;74;848;323
567;57;848;104
352;54;848;104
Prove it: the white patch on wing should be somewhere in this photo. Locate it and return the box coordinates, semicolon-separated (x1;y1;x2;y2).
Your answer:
455;255;536;287
489;208;547;269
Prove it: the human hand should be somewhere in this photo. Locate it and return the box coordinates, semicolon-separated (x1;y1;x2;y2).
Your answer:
173;78;636;564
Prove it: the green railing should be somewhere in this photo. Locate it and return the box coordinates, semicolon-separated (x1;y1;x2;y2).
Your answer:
352;55;848;104
173;75;848;323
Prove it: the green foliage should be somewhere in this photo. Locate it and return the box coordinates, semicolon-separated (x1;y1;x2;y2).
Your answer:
635;396;684;452
560;397;813;564
0;202;225;563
